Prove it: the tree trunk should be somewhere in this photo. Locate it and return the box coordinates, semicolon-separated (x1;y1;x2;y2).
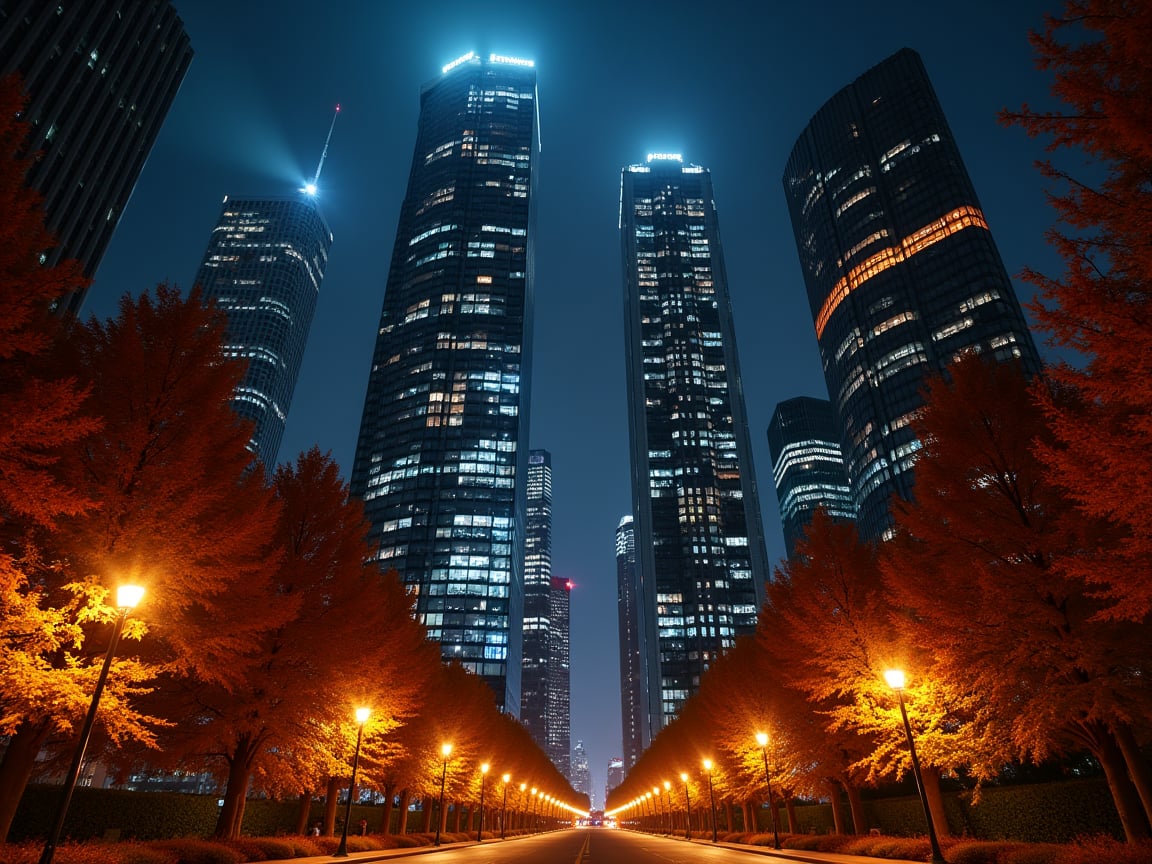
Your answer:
845;782;865;835
1115;720;1152;828
397;788;412;834
784;794;797;833
451;800;461;832
294;791;313;835
826;779;846;834
232;795;248;838
214;736;256;839
922;765;951;839
323;775;339;835
380;783;396;835
743;800;755;833
0;718;51;842
420;798;433;833
1091;722;1152;842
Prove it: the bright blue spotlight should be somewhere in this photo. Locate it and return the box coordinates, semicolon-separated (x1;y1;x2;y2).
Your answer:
303;182;317;196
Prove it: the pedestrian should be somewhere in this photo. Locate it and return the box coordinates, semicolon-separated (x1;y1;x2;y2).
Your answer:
359;818;368;836
310;821;321;837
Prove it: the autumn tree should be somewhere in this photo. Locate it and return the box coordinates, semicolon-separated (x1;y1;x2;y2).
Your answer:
883;353;1152;841
1002;0;1152;620
0;287;281;840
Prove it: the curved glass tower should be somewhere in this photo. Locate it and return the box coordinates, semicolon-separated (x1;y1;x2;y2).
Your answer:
621;155;769;734
195;194;331;469
351;53;538;712
783;48;1039;539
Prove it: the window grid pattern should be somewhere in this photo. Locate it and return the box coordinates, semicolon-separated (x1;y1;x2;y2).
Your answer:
350;57;538;713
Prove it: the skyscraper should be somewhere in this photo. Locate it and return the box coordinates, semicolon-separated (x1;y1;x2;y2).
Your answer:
605;757;625;804
546;574;571;779
0;0;193;316
350;52;539;712
193;193;332;467
783;48;1040;539
615;515;645;767
570;740;592;806
767;397;856;558
521;450;552;753
621;154;770;735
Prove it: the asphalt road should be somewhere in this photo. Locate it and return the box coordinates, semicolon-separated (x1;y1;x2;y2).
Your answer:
424;830;777;863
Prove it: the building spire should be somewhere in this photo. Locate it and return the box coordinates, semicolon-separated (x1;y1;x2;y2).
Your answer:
303;104;340;196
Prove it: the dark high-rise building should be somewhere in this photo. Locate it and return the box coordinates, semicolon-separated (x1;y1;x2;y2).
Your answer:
350;52;539;712
767;396;856;558
621;154;770;735
571;739;592;806
521;450;551;752
605;757;625;804
193;194;332;468
783;48;1040;540
615;515;645;767
0;0;193;316
546;574;571;779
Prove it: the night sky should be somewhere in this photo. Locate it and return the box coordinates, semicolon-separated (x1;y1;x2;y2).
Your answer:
86;0;1064;805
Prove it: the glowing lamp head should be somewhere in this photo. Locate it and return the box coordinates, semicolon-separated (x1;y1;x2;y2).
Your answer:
355;707;371;724
116;584;145;610
441;742;453;758
680;772;688;782
884;669;907;691
663;780;671;790
755;731;768;748
481;762;490;775
520;782;526;791
702;759;713;772
303;182;318;196
502;773;511;783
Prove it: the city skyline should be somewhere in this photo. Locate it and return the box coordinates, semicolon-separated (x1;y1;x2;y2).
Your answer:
85;0;1064;800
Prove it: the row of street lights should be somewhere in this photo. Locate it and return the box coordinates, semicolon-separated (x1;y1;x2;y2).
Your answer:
607;668;943;863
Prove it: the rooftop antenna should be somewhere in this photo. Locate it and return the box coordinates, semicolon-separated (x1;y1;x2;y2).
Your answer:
303;104;340;196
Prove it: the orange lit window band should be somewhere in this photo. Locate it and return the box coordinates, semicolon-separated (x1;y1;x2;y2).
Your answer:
814;206;989;339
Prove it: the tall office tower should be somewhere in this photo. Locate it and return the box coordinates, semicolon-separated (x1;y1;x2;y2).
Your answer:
621;154;770;735
350;52;539;712
605;757;625;802
0;0;192;316
767;396;856;558
546;574;571;778
615;515;645;767
521;450;552;752
193;194;332;467
783;48;1040;540
570;740;592;805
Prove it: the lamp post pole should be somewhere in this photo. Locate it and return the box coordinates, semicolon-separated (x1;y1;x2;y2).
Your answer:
477;763;489;842
702;759;717;843
40;585;143;864
755;731;781;849
434;743;452;846
680;772;691;839
663;781;672;834
500;773;510;839
334;708;370;857
885;670;946;864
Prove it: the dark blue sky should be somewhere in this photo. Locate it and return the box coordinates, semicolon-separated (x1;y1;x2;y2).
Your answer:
87;0;1063;805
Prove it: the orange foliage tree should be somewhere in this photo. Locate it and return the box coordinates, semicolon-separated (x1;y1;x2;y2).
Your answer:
883;354;1152;841
1002;0;1152;621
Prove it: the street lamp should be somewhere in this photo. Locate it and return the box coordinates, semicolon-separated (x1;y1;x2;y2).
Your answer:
434;742;453;846
477;763;489;842
530;787;538;833
680;772;691;839
755;731;781;849
663;780;672;834
652;786;661;832
40;585;144;864
884;670;946;864
702;759;717;843
334;708;371;857
500;773;510;839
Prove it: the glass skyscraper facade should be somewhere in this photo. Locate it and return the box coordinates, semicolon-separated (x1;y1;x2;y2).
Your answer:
783;48;1040;540
350;53;538;712
0;0;193;316
767;396;855;559
521;450;552;750
194;195;332;468
615;515;645;767
621;155;769;734
546;574;571;779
